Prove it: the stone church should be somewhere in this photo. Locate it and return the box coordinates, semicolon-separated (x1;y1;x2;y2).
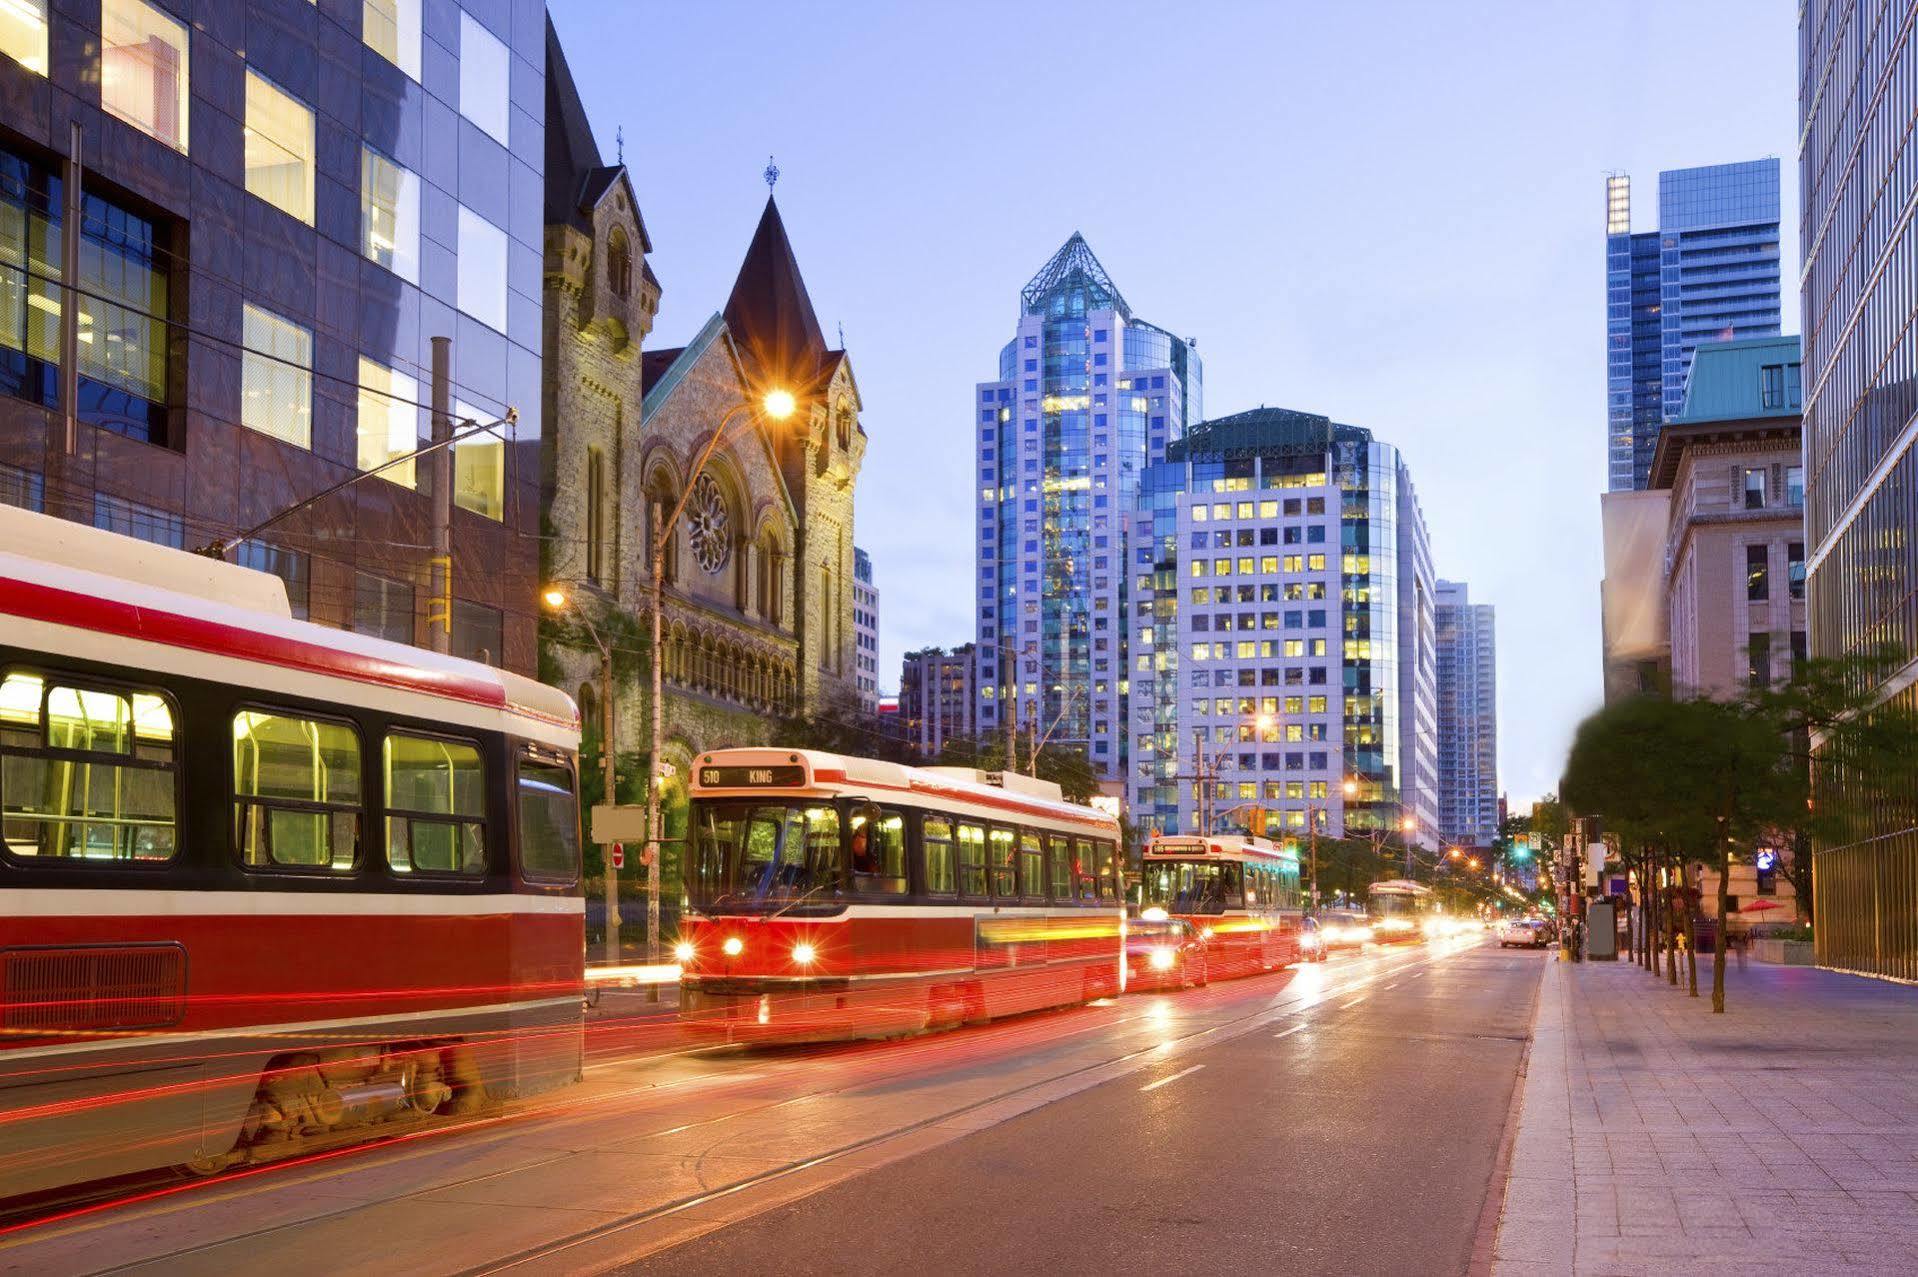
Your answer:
541;20;865;790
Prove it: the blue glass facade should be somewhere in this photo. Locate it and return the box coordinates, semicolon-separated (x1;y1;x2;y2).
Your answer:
1606;161;1783;492
974;235;1200;781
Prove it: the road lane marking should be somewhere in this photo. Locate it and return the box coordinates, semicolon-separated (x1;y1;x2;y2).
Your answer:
1139;1064;1205;1092
1272;1025;1307;1040
1384;982;1399;991
1341;996;1367;1009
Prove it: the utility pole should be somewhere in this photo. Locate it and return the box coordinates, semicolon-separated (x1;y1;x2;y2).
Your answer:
1001;643;1018;774
1192;728;1210;835
428;336;452;654
600;634;618;967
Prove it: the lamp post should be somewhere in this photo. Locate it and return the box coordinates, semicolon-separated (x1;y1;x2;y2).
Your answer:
642;386;795;994
540;587;617;966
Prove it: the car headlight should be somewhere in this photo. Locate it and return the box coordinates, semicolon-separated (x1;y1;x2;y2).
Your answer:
1149;947;1177;971
1354;926;1375;942
673;941;695;964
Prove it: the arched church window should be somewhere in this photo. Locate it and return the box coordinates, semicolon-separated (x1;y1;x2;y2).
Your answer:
607;228;632;299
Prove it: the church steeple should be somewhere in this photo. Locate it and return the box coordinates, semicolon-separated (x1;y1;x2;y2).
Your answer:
724;196;832;392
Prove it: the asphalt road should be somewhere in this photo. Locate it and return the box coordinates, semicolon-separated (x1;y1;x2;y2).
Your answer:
626;944;1543;1277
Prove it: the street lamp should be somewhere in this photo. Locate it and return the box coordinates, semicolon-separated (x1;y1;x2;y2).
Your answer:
540;586;617;966
642;385;796;988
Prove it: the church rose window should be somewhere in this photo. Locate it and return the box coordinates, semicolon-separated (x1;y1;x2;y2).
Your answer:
687;474;731;574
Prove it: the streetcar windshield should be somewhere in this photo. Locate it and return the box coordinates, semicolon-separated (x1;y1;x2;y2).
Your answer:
691;800;844;914
1139;860;1238;915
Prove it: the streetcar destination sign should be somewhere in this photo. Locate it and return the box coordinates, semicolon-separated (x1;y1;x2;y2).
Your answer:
699;765;806;788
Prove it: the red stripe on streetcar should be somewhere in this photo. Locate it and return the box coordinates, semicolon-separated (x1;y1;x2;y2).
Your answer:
0;575;509;712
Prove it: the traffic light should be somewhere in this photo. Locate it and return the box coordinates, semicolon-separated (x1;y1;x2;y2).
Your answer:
1512;845;1530;860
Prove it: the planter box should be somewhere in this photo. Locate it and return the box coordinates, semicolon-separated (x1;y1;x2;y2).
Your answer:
1753;939;1814;965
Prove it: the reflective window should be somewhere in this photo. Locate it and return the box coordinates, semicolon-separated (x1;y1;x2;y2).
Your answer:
241;304;312;447
956;821;987;897
1747;544;1770;601
101;0;189;152
352;570;413;643
517;760;579;883
922;815;955;895
232;710;361;870
0;672;175;861
1072;836;1097;900
452;397;504;519
450;598;502;666
0;0;45;76
361;146;420;283
384;733;484;874
988;826;1015;897
1018;829;1043;897
1743;468;1767;510
456;206;507;331
1046;834;1071;900
234;541;310;619
356;356;419;485
849;805;906;894
363;0;420;80
244;72;314;224
458;12;510;145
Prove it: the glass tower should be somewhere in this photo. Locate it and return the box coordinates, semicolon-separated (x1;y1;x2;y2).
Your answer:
1606;160;1783;491
1800;0;1918;980
1124;408;1437;845
973;235;1200;781
1435;581;1498;848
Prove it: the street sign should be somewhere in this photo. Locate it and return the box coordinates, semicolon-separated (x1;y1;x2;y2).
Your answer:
592;804;649;844
611;843;624;870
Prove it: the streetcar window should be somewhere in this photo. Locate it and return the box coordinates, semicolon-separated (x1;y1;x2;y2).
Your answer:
1096;839;1118;902
689;802;842;908
1046;833;1071;901
384;733;486;875
0;672;176;862
922;815;955;896
1245;866;1261;908
1221;862;1244;909
1018;830;1044;899
232;710;361;870
517;760;580;884
1072;837;1097;901
850;804;906;895
956;822;988;898
988;827;1016;897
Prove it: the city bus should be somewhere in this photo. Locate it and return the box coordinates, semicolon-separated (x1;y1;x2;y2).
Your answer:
1134;834;1306;986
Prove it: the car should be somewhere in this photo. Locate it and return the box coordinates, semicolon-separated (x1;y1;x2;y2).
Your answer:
1127;915;1210;989
1499;918;1552;949
1298;916;1330;962
1315;910;1375;951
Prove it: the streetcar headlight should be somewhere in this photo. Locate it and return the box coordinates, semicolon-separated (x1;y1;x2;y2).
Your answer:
792;942;817;966
722;936;744;957
673;941;695;964
1149;947;1177;971
1140;907;1169;923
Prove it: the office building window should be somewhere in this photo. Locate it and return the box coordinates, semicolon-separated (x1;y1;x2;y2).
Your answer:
452;399;503;520
1788;541;1805;600
363;0;420;81
101;0;189;152
244;72;314;224
353;571;413;644
451;598;502;665
93;493;182;547
456;206;507;331
235;541;310;619
0;461;43;511
1790;630;1807;672
1786;465;1804;508
356;356;418;485
361;147;420;283
1746;543;1769;601
585;445;606;584
1743;467;1766;510
0;0;46;75
241;304;311;447
458;12;510;145
1747;632;1771;689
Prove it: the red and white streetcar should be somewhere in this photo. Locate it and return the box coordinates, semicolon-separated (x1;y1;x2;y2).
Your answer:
677;749;1127;1043
0;507;584;1202
1133;834;1307;987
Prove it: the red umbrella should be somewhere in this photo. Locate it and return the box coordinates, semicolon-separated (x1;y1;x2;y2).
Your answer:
1740;899;1785;914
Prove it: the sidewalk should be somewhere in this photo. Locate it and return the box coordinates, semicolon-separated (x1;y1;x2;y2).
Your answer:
1492;953;1918;1275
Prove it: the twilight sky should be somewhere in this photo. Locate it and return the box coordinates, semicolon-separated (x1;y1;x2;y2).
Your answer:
553;0;1799;806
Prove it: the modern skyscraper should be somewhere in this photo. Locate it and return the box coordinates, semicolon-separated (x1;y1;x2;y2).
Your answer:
1125;407;1437;845
853;547;879;712
1606;160;1783;491
1800;0;1918;980
1435;581;1498;848
974;234;1201;783
900;644;977;758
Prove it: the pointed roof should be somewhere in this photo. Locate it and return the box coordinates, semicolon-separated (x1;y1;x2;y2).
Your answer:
1021;232;1130;318
543;14;650;249
724;196;833;391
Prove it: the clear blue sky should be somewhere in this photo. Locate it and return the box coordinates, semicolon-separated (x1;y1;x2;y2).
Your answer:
552;0;1799;806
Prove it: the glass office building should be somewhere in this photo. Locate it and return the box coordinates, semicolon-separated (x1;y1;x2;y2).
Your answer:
974;234;1200;781
1124;408;1437;844
1435;580;1498;848
1606;161;1783;491
1800;0;1918;980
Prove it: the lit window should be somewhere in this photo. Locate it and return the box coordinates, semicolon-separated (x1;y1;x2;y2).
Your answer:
384;733;485;874
361;146;420;283
356;356;418;485
101;0;189;152
456;206;507;331
452;398;503;520
363;0;421;80
458;12;510;145
232;710;360;870
245;72;314;224
241;304;312;448
0;0;46;76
